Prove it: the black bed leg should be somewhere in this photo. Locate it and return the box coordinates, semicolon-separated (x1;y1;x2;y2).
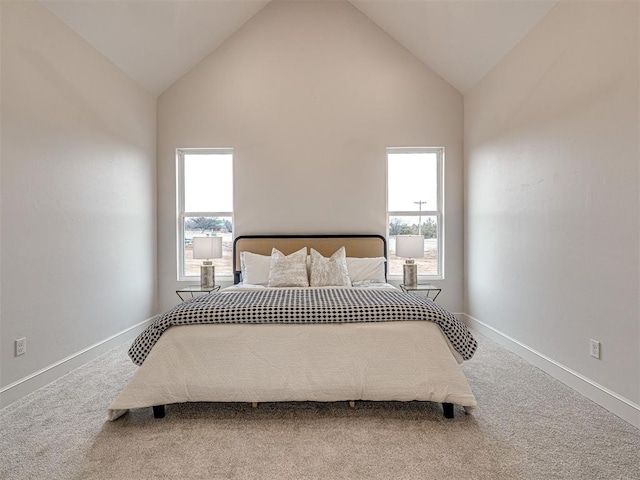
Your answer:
442;402;454;419
152;405;165;419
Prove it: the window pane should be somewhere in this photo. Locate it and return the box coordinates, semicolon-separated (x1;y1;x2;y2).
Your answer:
183;217;233;277
387;152;437;212
388;216;438;276
184;154;233;212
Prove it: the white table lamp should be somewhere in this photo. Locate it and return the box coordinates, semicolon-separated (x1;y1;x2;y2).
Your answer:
193;236;223;288
395;235;424;287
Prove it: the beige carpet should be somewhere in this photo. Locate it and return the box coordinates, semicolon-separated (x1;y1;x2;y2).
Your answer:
1;332;638;480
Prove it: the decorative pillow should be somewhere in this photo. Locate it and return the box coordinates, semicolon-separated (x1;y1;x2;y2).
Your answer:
268;247;309;287
309;247;351;287
240;251;272;286
346;257;387;283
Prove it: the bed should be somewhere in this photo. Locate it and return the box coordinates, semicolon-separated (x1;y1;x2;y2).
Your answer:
108;234;477;421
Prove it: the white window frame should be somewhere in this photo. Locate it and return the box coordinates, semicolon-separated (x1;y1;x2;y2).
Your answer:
386;146;444;280
177;147;234;281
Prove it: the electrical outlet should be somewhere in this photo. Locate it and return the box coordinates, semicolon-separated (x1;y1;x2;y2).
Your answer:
15;337;26;356
589;339;600;359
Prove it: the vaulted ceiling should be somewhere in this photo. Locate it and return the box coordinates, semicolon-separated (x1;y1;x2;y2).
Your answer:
40;0;557;96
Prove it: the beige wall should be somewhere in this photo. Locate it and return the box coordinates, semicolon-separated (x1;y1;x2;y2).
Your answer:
0;1;157;405
464;0;639;424
157;0;464;312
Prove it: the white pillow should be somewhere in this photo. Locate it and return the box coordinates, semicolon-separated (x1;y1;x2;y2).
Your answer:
309;247;351;287
268;247;309;287
346;257;387;283
240;251;271;286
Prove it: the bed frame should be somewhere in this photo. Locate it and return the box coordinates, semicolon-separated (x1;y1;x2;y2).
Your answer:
150;234;457;419
153;403;454;419
232;234;388;284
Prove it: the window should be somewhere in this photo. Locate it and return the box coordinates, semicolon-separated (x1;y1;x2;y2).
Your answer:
177;148;233;280
387;147;443;279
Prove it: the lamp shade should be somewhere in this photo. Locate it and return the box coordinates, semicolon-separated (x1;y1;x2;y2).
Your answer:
193;236;223;260
395;235;424;259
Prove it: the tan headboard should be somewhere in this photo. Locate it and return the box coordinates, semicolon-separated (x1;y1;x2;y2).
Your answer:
233;234;386;284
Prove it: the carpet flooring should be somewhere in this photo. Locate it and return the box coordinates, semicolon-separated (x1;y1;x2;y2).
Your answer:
1;331;638;479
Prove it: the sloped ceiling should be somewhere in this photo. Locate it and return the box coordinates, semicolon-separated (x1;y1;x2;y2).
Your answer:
40;0;557;96
351;0;558;93
40;0;270;95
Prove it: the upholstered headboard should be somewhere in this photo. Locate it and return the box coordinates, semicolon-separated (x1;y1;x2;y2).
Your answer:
232;234;387;284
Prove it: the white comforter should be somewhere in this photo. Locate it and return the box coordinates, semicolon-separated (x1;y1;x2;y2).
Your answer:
108;285;476;420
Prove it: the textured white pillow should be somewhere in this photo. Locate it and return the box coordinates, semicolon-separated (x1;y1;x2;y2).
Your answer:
268;247;309;287
346;257;387;283
240;251;272;286
309;247;351;287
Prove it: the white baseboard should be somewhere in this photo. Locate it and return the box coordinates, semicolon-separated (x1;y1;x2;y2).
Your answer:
3;313;638;429
460;313;640;429
0;317;154;409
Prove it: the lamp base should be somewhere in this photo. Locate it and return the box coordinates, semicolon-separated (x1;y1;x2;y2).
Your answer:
403;260;418;287
200;261;215;288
